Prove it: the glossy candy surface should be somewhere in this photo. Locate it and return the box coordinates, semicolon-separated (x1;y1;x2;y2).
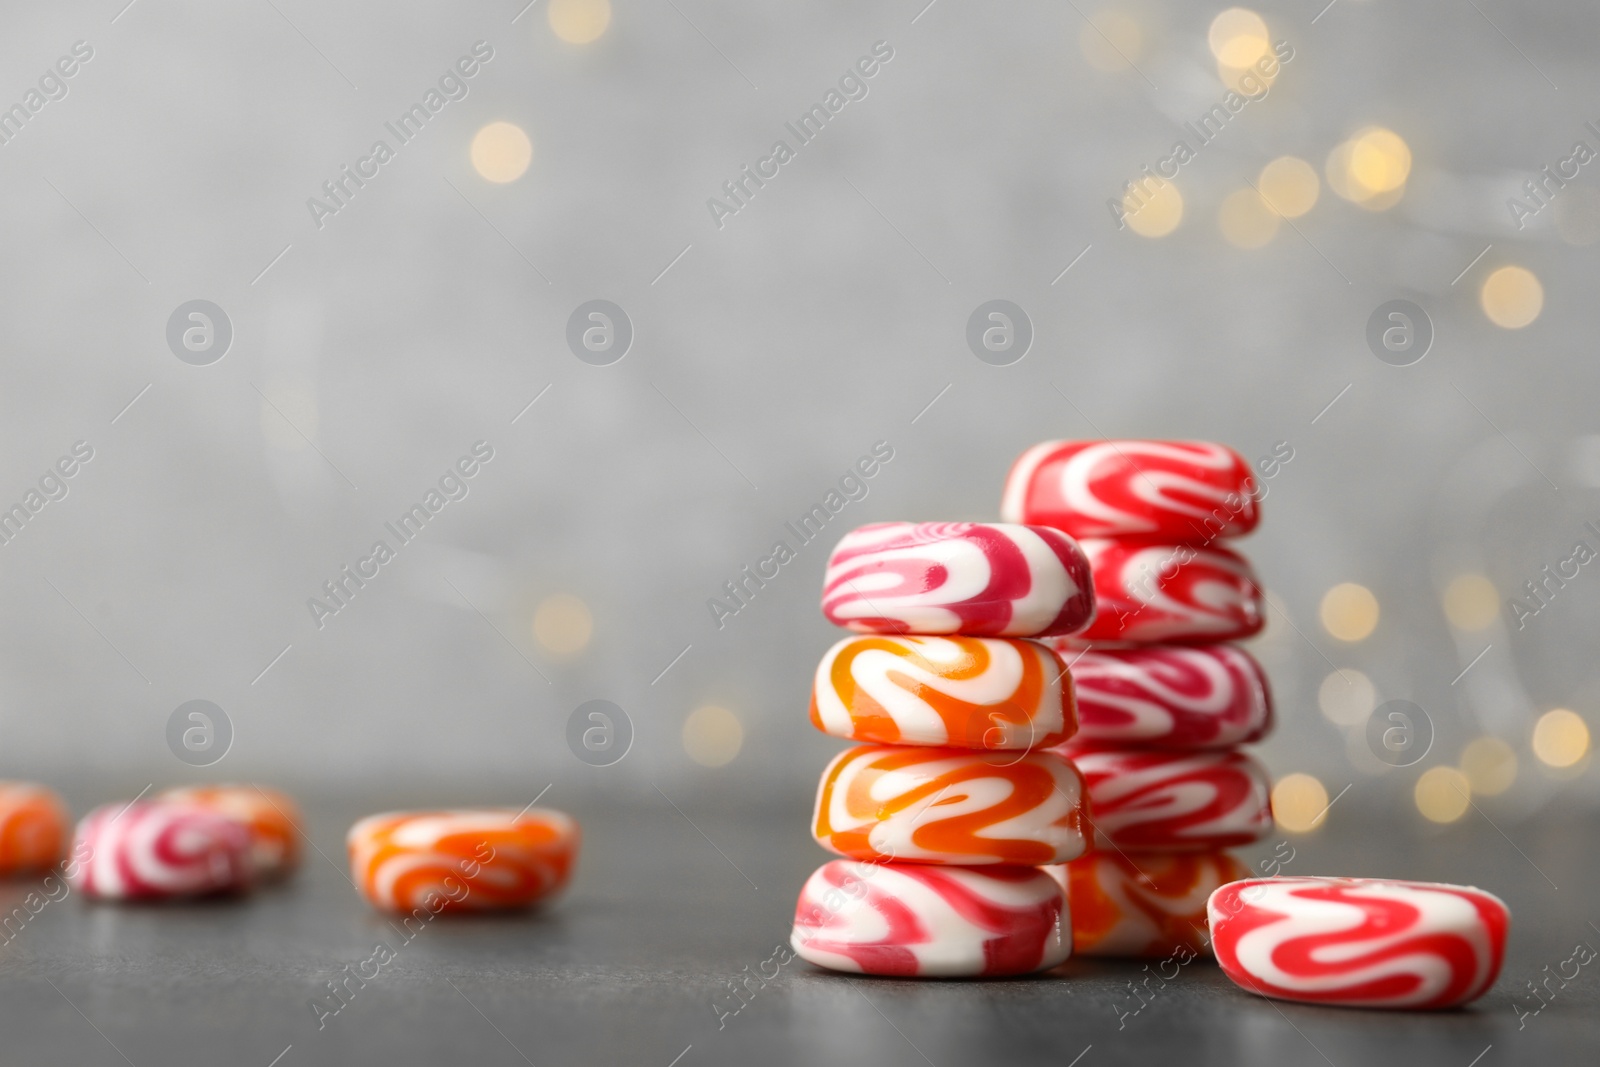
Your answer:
810;635;1075;750
813;744;1088;866
821;522;1095;637
1002;439;1259;541
159;784;301;878
791;859;1070;976
1045;644;1271;749
1066;748;1273;851
1047;851;1248;957
69;801;253;900
1070;538;1263;645
0;781;69;874
1207;877;1510;1009
348;808;579;913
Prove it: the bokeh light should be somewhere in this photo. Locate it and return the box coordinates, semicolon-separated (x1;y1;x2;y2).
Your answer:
1460;737;1517;796
1218;188;1279;248
1079;10;1144;71
1257;156;1319;218
1442;574;1499;631
1123;180;1183;237
683;705;743;767
1480;265;1544;329
1271;772;1330;833
1532;708;1589;768
1320;583;1379;642
1327;128;1410;209
1414;766;1471;823
471;121;533;183
533;593;592;659
548;0;612;44
1318;668;1376;726
1207;8;1270;67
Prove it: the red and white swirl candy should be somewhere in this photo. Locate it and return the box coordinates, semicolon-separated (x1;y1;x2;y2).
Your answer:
68;800;253;900
811;634;1075;750
1044;644;1272;748
814;744;1089;866
1064;748;1272;851
791;859;1069;976
1046;851;1247;957
1207;877;1510;1009
821;522;1095;637
1069;538;1263;645
1002;439;1260;541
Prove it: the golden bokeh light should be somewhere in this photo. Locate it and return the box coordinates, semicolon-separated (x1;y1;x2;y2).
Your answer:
533;593;592;659
1218;188;1280;248
1318;668;1376;726
1327;128;1410;210
548;0;612;44
1480;265;1544;329
1415;766;1472;823
1532;708;1589;768
1080;10;1144;71
1460;737;1517;796
1271;772;1330;833
470;121;533;183
1320;583;1379;642
683;705;744;768
1123;180;1183;238
1208;8;1270;68
1442;574;1500;631
1257;156;1319;217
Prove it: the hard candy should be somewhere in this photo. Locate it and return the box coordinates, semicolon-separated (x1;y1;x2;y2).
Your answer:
1070;538;1263;645
1065;748;1273;851
1045;644;1271;748
69;800;253;900
1047;850;1248;957
159;784;301;879
0;781;68;874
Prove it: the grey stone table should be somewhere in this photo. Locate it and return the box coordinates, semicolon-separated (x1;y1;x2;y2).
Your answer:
0;785;1592;1066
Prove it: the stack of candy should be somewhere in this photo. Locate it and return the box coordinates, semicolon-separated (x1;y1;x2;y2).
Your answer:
789;521;1098;976
1002;440;1274;959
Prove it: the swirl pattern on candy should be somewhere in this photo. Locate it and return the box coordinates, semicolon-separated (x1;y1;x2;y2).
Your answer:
810;635;1075;750
791;859;1070;976
159;784;302;878
0;782;69;874
69;801;253;900
1002;439;1260;541
348;808;579;913
820;522;1094;637
1070;538;1263;645
1065;748;1272;851
1043;644;1272;749
1207;877;1510;1009
1046;851;1248;957
813;744;1088;865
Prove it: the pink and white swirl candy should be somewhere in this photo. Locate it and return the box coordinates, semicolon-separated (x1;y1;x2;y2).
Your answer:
821;522;1094;637
791;859;1069;976
1001;439;1260;541
1044;644;1272;748
1064;748;1272;851
1207;877;1510;1009
1070;538;1263;645
69;800;253;900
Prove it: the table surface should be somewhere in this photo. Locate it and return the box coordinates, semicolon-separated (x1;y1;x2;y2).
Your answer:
0;791;1592;1067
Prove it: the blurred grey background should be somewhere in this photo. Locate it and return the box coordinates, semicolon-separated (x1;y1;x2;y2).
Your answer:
1;0;1597;838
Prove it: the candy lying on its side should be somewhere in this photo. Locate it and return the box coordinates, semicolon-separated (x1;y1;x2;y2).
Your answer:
1065;748;1273;851
1002;439;1260;541
69;801;253;900
791;859;1070;976
1070;538;1264;645
1207;877;1510;1009
810;635;1075;750
813;744;1088;865
821;522;1095;637
348;808;579;913
1043;644;1272;749
1046;851;1248;957
0;781;69;874
158;784;302;879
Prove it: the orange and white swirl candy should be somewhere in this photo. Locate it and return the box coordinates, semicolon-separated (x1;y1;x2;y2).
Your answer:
158;785;301;879
0;782;69;874
810;635;1076;750
1045;851;1248;957
69;800;253;900
348;808;579;913
813;744;1088;866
